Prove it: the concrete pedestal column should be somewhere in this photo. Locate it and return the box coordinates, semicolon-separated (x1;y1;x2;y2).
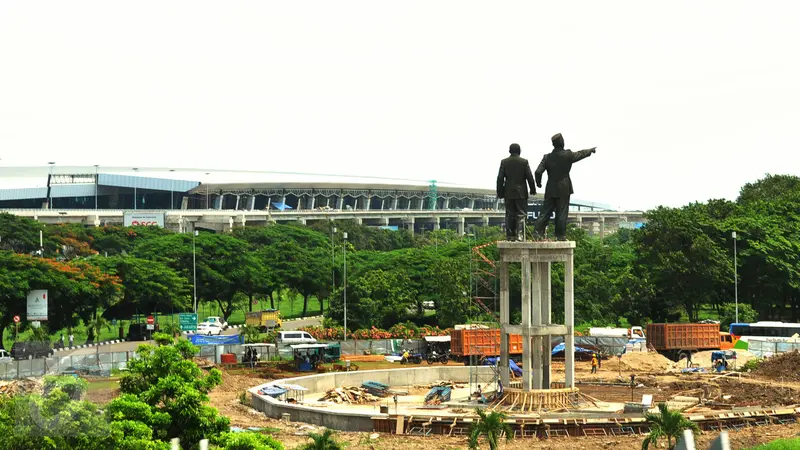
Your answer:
520;255;532;391
565;251;575;388
541;262;552;388
599;216;605;240
433;219;440;231
499;261;510;387
457;217;465;235
531;262;543;390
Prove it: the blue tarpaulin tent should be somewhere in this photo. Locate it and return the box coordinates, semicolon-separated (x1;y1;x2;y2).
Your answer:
189;334;243;346
271;202;292;211
551;342;594;355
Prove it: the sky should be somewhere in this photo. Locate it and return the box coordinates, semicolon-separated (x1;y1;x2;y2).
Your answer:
1;1;799;211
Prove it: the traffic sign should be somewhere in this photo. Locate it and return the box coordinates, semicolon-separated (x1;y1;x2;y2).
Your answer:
12;315;20;323
179;313;198;332
147;315;154;325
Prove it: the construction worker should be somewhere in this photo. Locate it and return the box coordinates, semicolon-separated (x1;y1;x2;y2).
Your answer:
591;354;598;374
401;349;410;364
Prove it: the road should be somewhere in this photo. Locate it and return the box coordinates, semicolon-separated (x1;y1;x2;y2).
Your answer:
57;316;322;357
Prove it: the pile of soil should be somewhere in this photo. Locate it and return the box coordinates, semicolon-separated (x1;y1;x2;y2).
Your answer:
619;352;677;372
754;350;800;381
717;379;800;406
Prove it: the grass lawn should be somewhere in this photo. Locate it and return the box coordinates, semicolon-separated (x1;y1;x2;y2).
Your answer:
2;292;324;350
746;438;800;450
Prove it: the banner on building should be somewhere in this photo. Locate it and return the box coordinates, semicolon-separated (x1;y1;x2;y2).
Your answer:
124;211;166;227
27;290;48;321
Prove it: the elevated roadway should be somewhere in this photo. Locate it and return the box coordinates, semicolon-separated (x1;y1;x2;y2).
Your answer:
1;208;645;238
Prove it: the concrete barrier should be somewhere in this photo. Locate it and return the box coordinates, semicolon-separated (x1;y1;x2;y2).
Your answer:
249;366;492;431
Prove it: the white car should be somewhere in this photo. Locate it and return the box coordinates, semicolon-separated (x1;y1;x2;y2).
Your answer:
204;316;228;330
0;349;11;363
197;322;224;336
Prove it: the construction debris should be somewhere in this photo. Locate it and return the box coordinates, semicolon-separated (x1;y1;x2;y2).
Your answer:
415;380;465;390
0;378;42;397
319;386;381;404
424;386;452;405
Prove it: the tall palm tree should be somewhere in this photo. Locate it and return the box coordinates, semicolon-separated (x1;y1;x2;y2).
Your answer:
300;429;344;450
642;402;700;450
468;408;513;450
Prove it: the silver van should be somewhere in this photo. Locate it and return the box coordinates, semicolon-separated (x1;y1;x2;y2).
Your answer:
276;331;317;345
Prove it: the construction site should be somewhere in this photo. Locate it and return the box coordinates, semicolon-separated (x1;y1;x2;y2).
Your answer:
238;241;800;449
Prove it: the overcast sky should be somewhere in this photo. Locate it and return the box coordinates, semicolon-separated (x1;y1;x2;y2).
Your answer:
1;1;798;210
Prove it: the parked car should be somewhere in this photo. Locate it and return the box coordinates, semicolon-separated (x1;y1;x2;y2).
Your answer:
10;341;53;360
204;316;228;330
197;322;224;336
0;349;11;363
276;331;317;345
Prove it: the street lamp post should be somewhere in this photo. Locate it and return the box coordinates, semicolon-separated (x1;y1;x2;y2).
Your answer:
343;231;348;342
132;168;139;210
733;231;738;323
193;229;198;314
94;165;99;210
331;226;337;301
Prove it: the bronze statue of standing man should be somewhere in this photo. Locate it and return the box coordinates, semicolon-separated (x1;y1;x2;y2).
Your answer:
497;143;536;241
533;133;596;240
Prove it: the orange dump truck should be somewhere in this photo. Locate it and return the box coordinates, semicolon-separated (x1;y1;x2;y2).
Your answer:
646;323;721;361
450;328;523;363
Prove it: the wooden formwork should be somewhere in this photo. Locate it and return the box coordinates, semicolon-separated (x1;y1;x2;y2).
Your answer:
492;387;581;412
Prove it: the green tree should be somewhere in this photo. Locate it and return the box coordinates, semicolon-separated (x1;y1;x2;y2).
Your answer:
328;269;415;329
0;212;44;253
212;431;285;450
116;334;229;448
633;203;734;321
641;403;700;450
468;409;512;450
719;303;757;329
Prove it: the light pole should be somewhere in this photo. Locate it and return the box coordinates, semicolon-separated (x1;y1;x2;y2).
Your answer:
733;231;738;323
94;165;99;210
47;162;55;209
132;168;139;210
343;231;348;342
193;229;198;314
331;226;337;302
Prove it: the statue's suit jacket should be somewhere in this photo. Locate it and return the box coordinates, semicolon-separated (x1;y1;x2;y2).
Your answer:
535;149;593;199
496;155;536;199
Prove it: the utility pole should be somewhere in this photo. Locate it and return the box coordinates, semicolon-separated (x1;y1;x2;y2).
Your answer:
343;231;348;342
733;231;738;323
193;229;198;314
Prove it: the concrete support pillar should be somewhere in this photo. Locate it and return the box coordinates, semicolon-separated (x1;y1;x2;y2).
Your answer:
281;195;287;207
249;195;256;211
356;218;363;225
297;218;306;225
392;196;399;210
309;195;315;210
470;199;476;209
240;214;247;228
362;195;370;211
599;216;605;240
215;194;224;210
405;217;415;235
541;262;552;388
457;217;465;235
481;215;489;228
337;195;344;210
234;195;240;211
531;262;543;390
520;254;532;391
495;199;500;210
379;218;389;226
565;250;575;388
499;261;510;387
433;219;440;231
443;197;450;209
296;195;302;211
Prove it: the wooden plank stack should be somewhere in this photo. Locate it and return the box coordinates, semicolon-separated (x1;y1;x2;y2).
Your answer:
319;386;381;404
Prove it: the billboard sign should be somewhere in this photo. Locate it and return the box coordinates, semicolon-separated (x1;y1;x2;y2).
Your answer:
179;313;198;332
27;290;48;321
124;211;165;227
